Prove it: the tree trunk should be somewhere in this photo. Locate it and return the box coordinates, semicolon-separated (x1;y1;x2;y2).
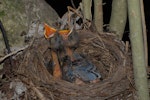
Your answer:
127;0;150;99
93;0;103;33
82;0;92;20
109;0;127;40
140;0;148;67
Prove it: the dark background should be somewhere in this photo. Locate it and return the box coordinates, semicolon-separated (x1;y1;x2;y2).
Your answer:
46;0;150;66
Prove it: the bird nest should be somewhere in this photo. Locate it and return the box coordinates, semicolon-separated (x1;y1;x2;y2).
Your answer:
0;30;134;100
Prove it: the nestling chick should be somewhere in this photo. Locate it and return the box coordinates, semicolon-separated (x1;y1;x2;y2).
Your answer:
44;23;63;79
59;28;79;61
62;53;101;84
66;28;79;50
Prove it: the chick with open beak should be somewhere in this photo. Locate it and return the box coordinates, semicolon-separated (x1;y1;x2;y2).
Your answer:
59;28;79;61
44;23;63;79
44;23;102;83
59;28;101;84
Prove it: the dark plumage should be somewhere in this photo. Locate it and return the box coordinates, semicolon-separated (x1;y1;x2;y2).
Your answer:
66;29;79;50
48;31;65;78
49;31;64;52
60;28;79;61
62;53;101;83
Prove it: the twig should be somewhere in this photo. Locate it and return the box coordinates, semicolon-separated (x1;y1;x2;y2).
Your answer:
71;0;76;9
125;41;129;53
29;80;47;100
95;34;106;48
21;77;47;100
67;6;83;18
42;87;55;100
104;89;128;100
0;20;13;68
0;20;11;53
0;45;28;64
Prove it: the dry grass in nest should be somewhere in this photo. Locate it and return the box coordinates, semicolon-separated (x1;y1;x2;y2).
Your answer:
0;30;134;100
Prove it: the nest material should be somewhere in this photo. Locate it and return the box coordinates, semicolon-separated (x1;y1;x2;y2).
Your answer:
0;30;134;100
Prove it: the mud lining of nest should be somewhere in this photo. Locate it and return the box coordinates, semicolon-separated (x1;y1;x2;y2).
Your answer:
0;30;134;100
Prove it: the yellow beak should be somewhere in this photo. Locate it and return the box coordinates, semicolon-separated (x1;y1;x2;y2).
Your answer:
59;30;70;35
59;30;71;40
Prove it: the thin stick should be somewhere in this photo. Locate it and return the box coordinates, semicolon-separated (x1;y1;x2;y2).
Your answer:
125;41;129;53
0;20;11;53
0;20;13;68
0;46;28;64
71;0;76;9
29;81;47;100
67;6;83;18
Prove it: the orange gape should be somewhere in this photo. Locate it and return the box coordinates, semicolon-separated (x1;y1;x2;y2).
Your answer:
44;23;62;78
59;30;70;36
59;30;71;40
59;30;74;61
43;23;73;78
44;23;57;38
